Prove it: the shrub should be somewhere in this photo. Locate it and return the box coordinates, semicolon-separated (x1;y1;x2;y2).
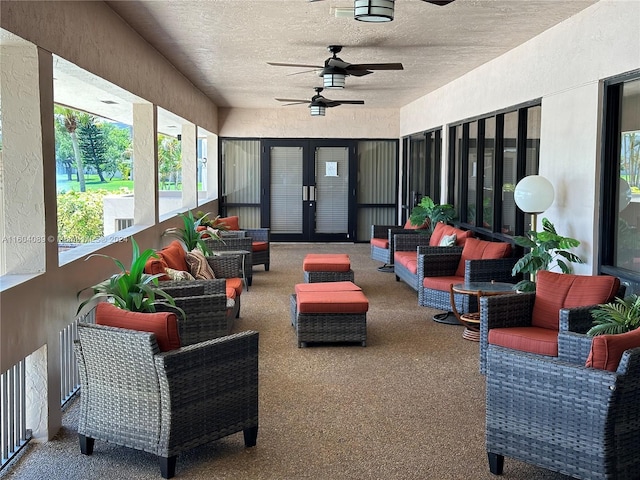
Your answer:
57;190;109;243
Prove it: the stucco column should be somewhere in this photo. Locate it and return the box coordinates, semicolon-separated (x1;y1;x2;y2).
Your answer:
206;133;219;202
0;43;45;275
133;103;158;225
181;123;197;209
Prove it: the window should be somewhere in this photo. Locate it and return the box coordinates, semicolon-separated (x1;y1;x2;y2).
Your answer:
449;102;541;238
600;73;640;294
401;129;441;222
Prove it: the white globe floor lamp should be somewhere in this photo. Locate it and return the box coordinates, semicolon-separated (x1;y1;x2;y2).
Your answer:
514;175;555;281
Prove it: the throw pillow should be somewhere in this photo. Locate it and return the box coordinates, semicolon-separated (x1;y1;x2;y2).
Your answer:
165;267;195;281
439;233;457;247
586;327;640;372
95;302;180;352
186;249;216;280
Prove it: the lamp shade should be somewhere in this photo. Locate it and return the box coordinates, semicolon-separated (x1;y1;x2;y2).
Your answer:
323;72;345;88
354;0;394;22
514;175;554;214
310;104;326;116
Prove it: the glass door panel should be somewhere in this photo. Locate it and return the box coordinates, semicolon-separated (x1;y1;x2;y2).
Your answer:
270;146;303;235
315;147;349;235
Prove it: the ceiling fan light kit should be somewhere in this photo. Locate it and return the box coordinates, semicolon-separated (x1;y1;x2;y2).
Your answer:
310;104;326;116
354;0;395;22
323;72;346;88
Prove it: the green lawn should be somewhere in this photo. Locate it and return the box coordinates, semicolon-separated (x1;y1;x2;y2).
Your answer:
57;174;133;193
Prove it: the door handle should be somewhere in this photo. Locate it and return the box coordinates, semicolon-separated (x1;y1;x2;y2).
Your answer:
302;186;308;201
309;185;316;201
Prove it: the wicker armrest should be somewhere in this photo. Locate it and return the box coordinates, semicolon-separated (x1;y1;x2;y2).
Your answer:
557;331;594;364
206;255;242;279
160;279;228;298
559;304;599;334
394;233;433;252
480;292;536;329
419;252;461;277
417;245;463;256
155;331;259;449
465;257;518;283
244;228;269;243
371;224;398;239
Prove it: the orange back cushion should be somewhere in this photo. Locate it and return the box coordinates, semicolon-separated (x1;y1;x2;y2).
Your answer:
454;238;512;277
217;216;240;231
429;223;473;247
532;271;620;330
586;327;640;372
95;302;180;352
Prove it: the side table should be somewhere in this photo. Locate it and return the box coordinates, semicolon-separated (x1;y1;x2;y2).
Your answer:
450;281;515;341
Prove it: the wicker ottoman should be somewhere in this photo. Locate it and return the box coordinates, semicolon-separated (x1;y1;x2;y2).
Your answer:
302;253;355;283
290;282;368;348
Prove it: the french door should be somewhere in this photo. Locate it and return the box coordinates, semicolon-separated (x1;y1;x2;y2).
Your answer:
263;140;356;242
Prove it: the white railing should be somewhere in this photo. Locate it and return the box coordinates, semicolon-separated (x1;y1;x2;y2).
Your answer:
60;308;95;405
0;359;31;471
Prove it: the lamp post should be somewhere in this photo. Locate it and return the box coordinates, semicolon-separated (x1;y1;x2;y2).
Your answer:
514;175;555;281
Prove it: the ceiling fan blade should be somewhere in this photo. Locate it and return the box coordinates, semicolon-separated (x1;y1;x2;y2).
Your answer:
347;70;373;77
286;69;322;76
422;0;455;5
268;62;323;69
336;100;365;105
275;98;309;105
349;63;404;71
327;58;351;70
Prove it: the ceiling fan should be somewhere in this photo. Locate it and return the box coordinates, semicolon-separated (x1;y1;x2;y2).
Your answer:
309;0;455;22
276;87;365;116
268;45;403;88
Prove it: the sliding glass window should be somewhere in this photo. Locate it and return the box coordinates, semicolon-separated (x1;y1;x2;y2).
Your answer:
449;102;541;239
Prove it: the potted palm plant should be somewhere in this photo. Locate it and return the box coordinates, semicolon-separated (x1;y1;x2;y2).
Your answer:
77;238;181;315
511;217;584;292
163;211;221;255
408;196;456;234
587;294;640;336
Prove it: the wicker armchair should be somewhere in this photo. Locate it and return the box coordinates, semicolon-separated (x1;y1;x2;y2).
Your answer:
478;272;622;374
245;227;270;271
74;323;259;479
416;238;515;310
370;224;420;270
485;343;640;479
392;233;435;290
157;279;234;342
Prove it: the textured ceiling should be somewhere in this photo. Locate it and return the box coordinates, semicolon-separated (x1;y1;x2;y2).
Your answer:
104;0;599;110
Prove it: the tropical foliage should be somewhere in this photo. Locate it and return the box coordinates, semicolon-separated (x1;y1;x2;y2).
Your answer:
163;211;220;255
587;295;640;336
409;196;456;234
511;217;584;292
77;238;180;315
57;189;110;243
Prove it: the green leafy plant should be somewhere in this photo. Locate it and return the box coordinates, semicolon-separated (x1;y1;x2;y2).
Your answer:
409;196;457;234
77;238;180;315
587;295;640;336
511;217;584;292
163;211;220;255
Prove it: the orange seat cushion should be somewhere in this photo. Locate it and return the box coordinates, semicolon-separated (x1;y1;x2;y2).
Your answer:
295;281;362;294
454;238;512;277
303;254;351;272
297;291;369;314
394;251;418;274
422;275;464;292
95;302;180;352
488;326;558;357
429;223;474;247
252;241;268;252
216;215;240;231
226;277;243;296
532;270;621;330
370;237;389;249
586;328;640;372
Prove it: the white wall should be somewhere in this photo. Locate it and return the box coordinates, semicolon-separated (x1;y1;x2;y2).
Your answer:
400;0;640;274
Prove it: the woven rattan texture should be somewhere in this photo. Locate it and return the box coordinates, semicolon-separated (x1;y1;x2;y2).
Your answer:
303;270;355;283
485;343;640;479
290;294;366;347
74;323;259;477
205;237;253;285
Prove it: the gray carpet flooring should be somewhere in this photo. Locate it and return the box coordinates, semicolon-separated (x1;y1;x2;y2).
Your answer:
1;243;570;480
